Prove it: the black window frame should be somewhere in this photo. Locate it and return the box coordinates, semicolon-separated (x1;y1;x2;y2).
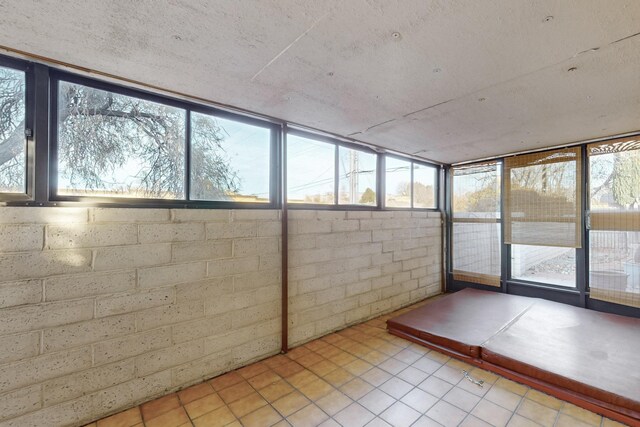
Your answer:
48;69;281;209
0;55;35;202
383;154;440;211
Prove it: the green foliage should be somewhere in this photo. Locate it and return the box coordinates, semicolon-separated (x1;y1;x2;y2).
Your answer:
611;151;640;208
359;187;376;204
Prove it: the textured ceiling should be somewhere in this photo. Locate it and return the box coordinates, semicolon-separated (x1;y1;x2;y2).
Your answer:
0;0;639;163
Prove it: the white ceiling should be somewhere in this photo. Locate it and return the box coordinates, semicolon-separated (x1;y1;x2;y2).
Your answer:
0;0;639;164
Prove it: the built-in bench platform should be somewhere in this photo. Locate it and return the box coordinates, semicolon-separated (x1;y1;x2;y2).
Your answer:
387;289;640;425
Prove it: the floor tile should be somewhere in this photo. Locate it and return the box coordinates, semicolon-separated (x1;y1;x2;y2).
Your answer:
297;378;334;401
484;385;522;411
393;348;422;365
315;389;352;416
412;356;444;375
443;386;482;412
471;399;512;427
516;399;558;427
177;382;214;405
209;371;244;391
524;389;563;410
358;388;396;415
228;392;267;418
140;394;181;421
506;414;540;427
412;415;446;427
379;401;421;427
460;415;493;427
273;391;311;417
287;404;328;427
555;413;595;427
193;405;236;427
361;367;393;387
378;377;413;399
248;370;282;390
218;381;255;404
334;402;375;427
400;387;438;413
145;407;190;427
259;380;295;402
397;365;429;386
184;393;225;419
308;359;339;377
418;375;454;398
378;357;409;375
240;405;283;427
340;377;374;400
365;418;392;427
323;367;354;387
96;407;141;427
560;402;603;426
426;400;468;427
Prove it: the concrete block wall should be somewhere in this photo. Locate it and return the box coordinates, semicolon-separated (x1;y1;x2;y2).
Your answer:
287;210;442;346
0;207;282;427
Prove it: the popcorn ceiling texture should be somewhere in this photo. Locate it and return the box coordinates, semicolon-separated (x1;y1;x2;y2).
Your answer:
0;207;441;426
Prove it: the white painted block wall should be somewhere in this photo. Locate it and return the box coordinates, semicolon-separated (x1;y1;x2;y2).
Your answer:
0;207;442;426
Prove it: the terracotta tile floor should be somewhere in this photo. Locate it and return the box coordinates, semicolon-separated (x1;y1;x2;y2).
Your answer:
87;299;628;427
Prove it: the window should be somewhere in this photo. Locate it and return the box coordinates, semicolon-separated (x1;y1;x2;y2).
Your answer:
451;162;502;286
338;146;376;206
588;137;640;307
413;162;437;208
385;157;411;208
504;148;582;248
287;133;335;204
191;112;271;203
56;80;187;199
385;156;438;209
511;244;576;287
0;64;26;194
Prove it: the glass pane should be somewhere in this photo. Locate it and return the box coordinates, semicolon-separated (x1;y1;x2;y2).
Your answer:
191;113;270;202
590;147;640;213
453;162;501;219
511;244;576;287
287;134;335;204
338;147;376;205
0;66;26;193
505;148;581;247
413;163;437;208
57;81;186;199
385;157;411;208
453;222;502;277
590;231;640;306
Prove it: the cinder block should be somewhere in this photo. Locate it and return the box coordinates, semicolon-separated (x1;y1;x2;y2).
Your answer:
0;207;88;224
0;299;94;335
292;220;332;235
136;340;204;376
259;253;280;270
43;314;136;352
331;220;359;232
233;269;280;291
0;384;41;422
0;347;91;393
138;262;207;289
136;301;205;332
345;305;371;324
46;224;137;249
172;209;230;222
0;280;41;309
42;359;134;406
172;313;232;344
257;221;281;237
233;237;279;257
95;289;174;317
346;280;372;297
139;223;205;243
288;211;317;220
171;240;232;262
316;211;345;220
171;349;234;387
232;210;279;221
93;327;171;366
0;249;92;281
0;225;43;252
93;208;169;223
206;221;256;239
207;256;259;277
0;331;40;365
346;211;371;219
45;270;135;301
175;278;233;305
94;244;171;271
